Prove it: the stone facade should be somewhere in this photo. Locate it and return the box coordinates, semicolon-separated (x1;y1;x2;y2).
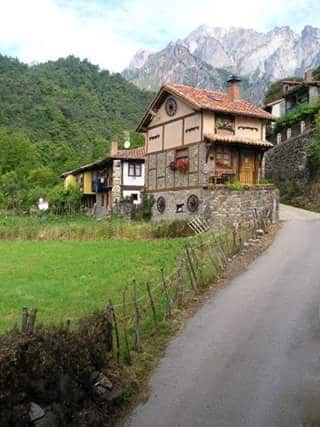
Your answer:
265;129;314;193
152;187;279;229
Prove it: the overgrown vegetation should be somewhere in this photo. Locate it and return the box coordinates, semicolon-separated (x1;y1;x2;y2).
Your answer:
0;312;115;425
306;115;320;175
273;100;320;133
0;213;192;240
0;54;154;211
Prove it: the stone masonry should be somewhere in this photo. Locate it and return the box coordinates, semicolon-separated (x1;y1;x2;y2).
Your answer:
151;187;279;230
265;129;314;194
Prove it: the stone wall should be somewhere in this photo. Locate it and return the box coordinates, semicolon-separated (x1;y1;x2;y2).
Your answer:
265;129;314;194
151;187;279;229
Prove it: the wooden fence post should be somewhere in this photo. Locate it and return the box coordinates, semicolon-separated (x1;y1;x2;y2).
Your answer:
21;307;28;333
146;282;158;329
186;246;199;289
122;288;131;364
28;308;37;334
132;280;141;352
106;302;113;353
109;299;120;364
185;251;196;291
160;268;171;319
175;256;184;307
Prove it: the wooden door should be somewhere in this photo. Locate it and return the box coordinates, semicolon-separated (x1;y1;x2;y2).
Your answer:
239;150;255;185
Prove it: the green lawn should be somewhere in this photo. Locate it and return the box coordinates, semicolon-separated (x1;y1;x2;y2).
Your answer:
0;239;186;332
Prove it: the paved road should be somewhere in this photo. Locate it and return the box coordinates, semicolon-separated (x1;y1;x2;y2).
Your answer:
125;205;320;427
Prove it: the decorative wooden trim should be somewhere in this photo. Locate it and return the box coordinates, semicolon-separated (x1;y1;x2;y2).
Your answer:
147;112;199;130
182;117;185;146
201;111;204;141
145;140;203;156
162;124;165;151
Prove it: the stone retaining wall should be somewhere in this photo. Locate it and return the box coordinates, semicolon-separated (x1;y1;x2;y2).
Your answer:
265;129;314;194
151;187;279;229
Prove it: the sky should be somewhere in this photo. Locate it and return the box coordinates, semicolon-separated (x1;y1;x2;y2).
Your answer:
0;0;319;72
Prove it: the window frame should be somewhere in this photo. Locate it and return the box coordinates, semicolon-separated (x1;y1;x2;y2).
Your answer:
128;162;142;177
215;146;232;168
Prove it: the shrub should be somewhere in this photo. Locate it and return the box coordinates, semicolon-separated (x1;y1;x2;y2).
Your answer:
133;194;155;221
307;115;320;176
258;178;273;185
225;180;245;191
274;100;320;133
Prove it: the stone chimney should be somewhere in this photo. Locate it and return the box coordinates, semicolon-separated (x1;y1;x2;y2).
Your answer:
110;141;118;156
305;70;314;82
227;75;241;101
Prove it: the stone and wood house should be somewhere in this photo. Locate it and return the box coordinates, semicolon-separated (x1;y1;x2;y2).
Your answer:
63;143;145;217
137;77;278;223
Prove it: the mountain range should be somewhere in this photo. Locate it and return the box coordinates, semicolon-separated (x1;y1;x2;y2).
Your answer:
123;25;320;104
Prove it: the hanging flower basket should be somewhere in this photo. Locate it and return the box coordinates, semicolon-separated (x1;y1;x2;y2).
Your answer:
176;159;189;173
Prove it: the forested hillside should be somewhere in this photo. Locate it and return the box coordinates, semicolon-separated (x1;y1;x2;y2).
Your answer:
0;55;153;210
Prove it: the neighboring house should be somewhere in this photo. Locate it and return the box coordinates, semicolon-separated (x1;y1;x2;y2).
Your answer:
266;71;320;145
137;76;273;217
265;98;285;119
282;71;320;115
63;142;145;217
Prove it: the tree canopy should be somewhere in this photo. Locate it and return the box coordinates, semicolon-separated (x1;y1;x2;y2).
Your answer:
0;54;154;211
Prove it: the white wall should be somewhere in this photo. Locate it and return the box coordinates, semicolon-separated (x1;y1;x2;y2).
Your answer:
122;190;142;204
122;161;145;187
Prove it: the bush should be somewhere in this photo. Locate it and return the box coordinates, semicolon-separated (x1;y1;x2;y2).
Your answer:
258;178;273;185
0;311;114;425
274;101;320;133
133;194;155;221
47;184;82;214
224;180;245;191
151;220;192;238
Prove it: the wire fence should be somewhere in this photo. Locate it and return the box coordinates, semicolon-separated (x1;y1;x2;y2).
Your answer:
17;209;272;366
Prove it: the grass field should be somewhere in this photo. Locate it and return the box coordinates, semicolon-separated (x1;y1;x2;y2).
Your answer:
0;239;186;332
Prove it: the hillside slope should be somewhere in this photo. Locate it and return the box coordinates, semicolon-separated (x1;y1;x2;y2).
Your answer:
0;54;154;171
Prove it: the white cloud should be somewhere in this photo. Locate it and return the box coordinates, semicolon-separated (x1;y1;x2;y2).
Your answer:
0;0;319;71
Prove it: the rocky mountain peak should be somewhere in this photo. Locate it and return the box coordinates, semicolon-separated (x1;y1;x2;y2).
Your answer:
123;25;320;104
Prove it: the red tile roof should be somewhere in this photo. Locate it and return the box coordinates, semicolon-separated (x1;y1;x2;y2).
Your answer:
204;133;273;149
165;83;273;120
112;146;145;159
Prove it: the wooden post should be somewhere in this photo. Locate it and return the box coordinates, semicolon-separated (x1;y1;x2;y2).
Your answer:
106;302;114;353
109;299;120;364
21;307;28;333
146;282;158;329
189;244;200;271
186;246;199;289
175;256;184;307
122;288;131;364
185;251;196;291
132;280;141;352
28;308;37;334
65;319;71;332
160;268;171;319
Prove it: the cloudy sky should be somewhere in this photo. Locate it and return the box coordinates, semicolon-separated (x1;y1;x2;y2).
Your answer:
0;0;319;71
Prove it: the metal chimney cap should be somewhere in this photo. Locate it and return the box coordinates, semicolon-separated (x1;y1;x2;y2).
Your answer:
227;75;241;84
